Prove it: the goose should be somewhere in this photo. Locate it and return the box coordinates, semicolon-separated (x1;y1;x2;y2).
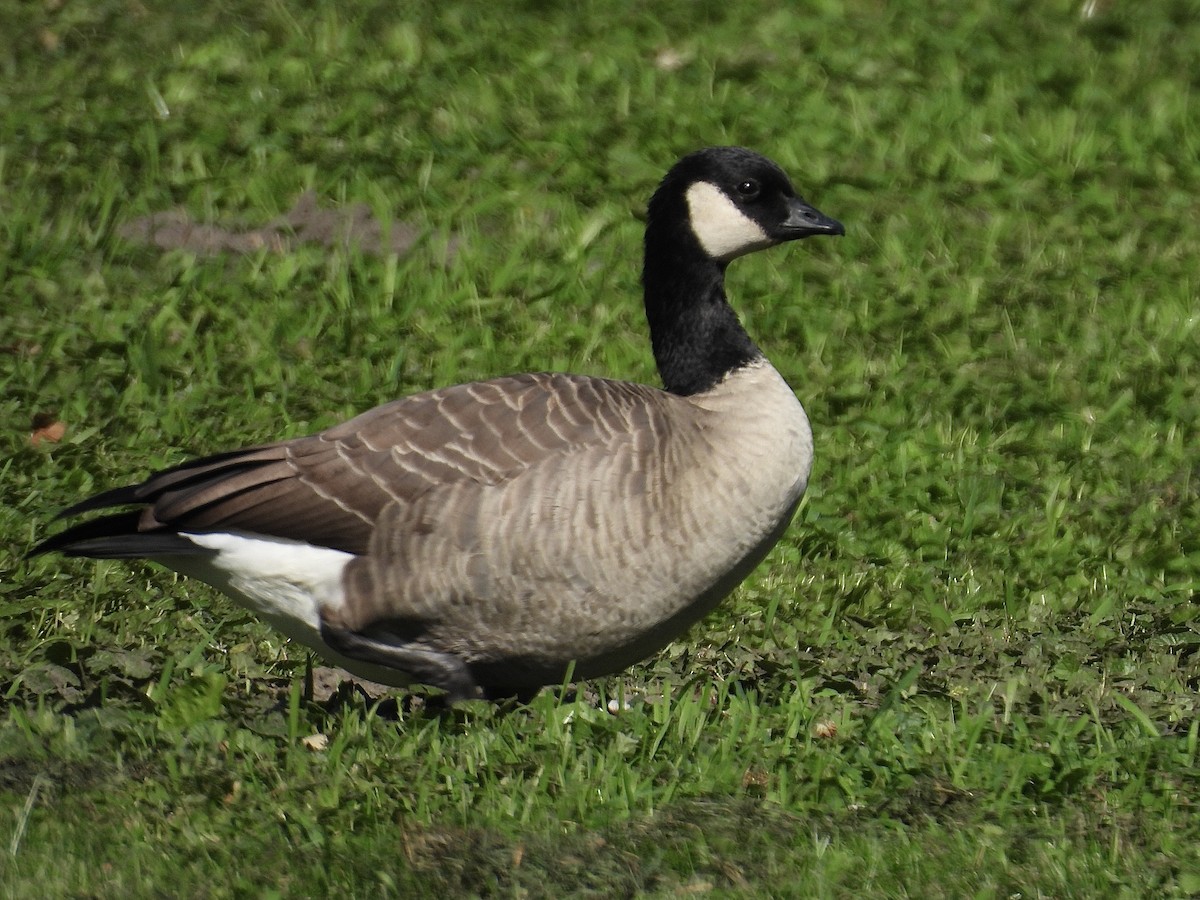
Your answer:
30;147;844;702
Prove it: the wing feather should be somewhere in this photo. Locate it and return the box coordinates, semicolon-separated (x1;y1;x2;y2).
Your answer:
43;372;678;557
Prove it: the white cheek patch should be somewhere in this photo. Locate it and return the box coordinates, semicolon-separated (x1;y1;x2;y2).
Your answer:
685;181;774;261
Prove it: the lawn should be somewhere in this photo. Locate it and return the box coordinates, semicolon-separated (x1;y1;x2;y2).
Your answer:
2;0;1198;895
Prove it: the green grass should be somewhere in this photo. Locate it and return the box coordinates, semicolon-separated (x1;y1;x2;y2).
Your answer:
2;0;1199;895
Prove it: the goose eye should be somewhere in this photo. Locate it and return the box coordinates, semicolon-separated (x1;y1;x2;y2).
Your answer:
735;179;760;200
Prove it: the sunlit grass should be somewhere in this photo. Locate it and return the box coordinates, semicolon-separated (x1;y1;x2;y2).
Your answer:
2;0;1199;895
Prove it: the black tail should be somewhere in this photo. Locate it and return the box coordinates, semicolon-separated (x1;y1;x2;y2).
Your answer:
28;511;214;560
29;446;285;561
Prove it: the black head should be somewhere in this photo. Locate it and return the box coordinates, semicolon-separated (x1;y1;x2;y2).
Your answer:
647;147;844;263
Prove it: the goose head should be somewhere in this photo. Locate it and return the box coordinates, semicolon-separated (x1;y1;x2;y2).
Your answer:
642;147;844;396
647;146;845;264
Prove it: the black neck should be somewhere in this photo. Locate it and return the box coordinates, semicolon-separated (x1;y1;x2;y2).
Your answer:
641;230;761;396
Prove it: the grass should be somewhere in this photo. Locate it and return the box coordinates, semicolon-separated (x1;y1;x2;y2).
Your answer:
2;0;1199;895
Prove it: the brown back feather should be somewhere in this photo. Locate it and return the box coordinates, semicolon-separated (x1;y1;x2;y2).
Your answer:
119;372;677;555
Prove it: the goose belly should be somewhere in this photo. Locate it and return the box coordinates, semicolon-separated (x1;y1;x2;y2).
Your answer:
424;361;814;679
578;363;813;673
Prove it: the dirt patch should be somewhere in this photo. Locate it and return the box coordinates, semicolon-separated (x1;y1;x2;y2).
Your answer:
118;192;430;256
0;755;118;798
309;665;395;702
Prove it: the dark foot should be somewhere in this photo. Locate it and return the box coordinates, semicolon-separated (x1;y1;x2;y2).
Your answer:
482;684;543;704
319;620;484;703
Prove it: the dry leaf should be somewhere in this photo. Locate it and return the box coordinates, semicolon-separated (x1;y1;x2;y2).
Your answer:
30;413;66;446
301;733;329;751
654;47;688;72
813;720;839;740
741;768;769;791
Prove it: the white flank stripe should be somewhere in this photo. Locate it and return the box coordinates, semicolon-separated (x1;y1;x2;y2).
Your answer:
171;532;353;650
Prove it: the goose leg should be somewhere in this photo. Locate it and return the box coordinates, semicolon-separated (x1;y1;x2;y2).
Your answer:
318;618;484;703
483;684;543;704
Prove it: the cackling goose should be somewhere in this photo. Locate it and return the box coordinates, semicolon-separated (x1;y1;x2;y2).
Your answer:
31;147;844;702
